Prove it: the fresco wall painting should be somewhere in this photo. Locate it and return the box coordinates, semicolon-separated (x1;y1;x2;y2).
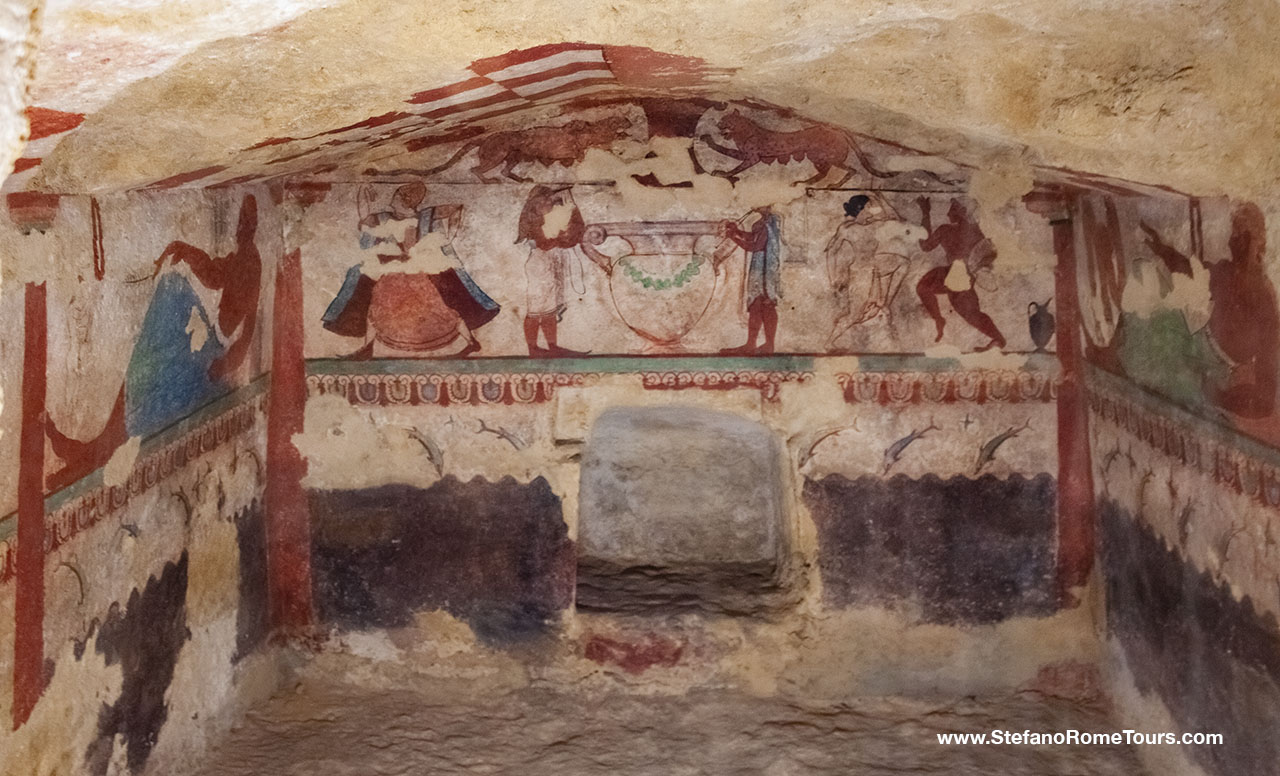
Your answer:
0;186;278;776
1071;184;1280;776
2;40;1277;776
285;93;1074;657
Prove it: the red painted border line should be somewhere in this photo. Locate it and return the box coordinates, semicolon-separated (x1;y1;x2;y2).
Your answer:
13;282;47;729
144;165;228;190
509;77;617;102
496;61;615;91
1050;201;1095;603
265;248;313;631
417;91;524;120
406;76;494;105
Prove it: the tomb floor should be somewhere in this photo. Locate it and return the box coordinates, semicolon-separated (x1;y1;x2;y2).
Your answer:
196;657;1148;776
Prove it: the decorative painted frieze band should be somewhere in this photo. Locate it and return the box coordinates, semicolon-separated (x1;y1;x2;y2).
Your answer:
307;372;593;406
307;369;815;405
306;355;821;404
0;392;265;585
1087;384;1280;511
837;370;1059;405
639;370;810;400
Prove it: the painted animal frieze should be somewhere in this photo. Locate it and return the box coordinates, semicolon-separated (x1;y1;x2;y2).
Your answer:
378;115;637;184
690;106;962;189
801;403;1055;482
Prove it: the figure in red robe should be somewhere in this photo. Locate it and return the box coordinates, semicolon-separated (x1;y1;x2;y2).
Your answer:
1141;201;1279;418
323;184;499;358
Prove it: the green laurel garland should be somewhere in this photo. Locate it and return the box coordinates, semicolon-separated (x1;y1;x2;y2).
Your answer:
615;254;705;290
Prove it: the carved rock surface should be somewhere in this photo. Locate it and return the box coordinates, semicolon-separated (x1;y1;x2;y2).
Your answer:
194;674;1146;776
577;406;786;614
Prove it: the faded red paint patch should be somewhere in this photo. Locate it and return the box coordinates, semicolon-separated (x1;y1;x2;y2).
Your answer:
1022;660;1108;709
249;136;296;149
11;157;40;173
584;633;683;674
26;106;84;140
146;165;227;189
0;542;14;584
603;45;731;87
6;192;60;231
283;181;331;207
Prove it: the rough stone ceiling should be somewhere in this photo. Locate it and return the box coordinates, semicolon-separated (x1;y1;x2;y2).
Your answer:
6;0;1280;197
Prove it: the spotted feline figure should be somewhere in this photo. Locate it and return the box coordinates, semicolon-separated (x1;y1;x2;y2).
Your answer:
406;116;633;183
700;110;905;186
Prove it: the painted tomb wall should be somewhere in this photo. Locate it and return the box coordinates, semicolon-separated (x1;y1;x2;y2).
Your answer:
0;187;282;776
1076;189;1280;776
0;36;1274;776
287;96;1086;699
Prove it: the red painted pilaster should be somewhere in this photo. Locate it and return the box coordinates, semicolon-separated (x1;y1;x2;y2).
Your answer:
1049;198;1096;604
265;248;313;630
14;282;47;728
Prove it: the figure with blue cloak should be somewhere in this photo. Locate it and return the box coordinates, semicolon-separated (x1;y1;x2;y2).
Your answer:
714;206;782;355
45;194;261;491
322;183;499;359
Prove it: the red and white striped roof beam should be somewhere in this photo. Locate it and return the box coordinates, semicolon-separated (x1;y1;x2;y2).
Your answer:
2;107;85;192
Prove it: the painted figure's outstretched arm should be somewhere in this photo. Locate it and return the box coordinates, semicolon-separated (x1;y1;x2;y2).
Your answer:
156;241;227;289
917;197;939;251
1140;221;1192;274
722;218;768;252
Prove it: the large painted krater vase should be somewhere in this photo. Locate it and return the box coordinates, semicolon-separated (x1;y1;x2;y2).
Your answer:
586;221;723;350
